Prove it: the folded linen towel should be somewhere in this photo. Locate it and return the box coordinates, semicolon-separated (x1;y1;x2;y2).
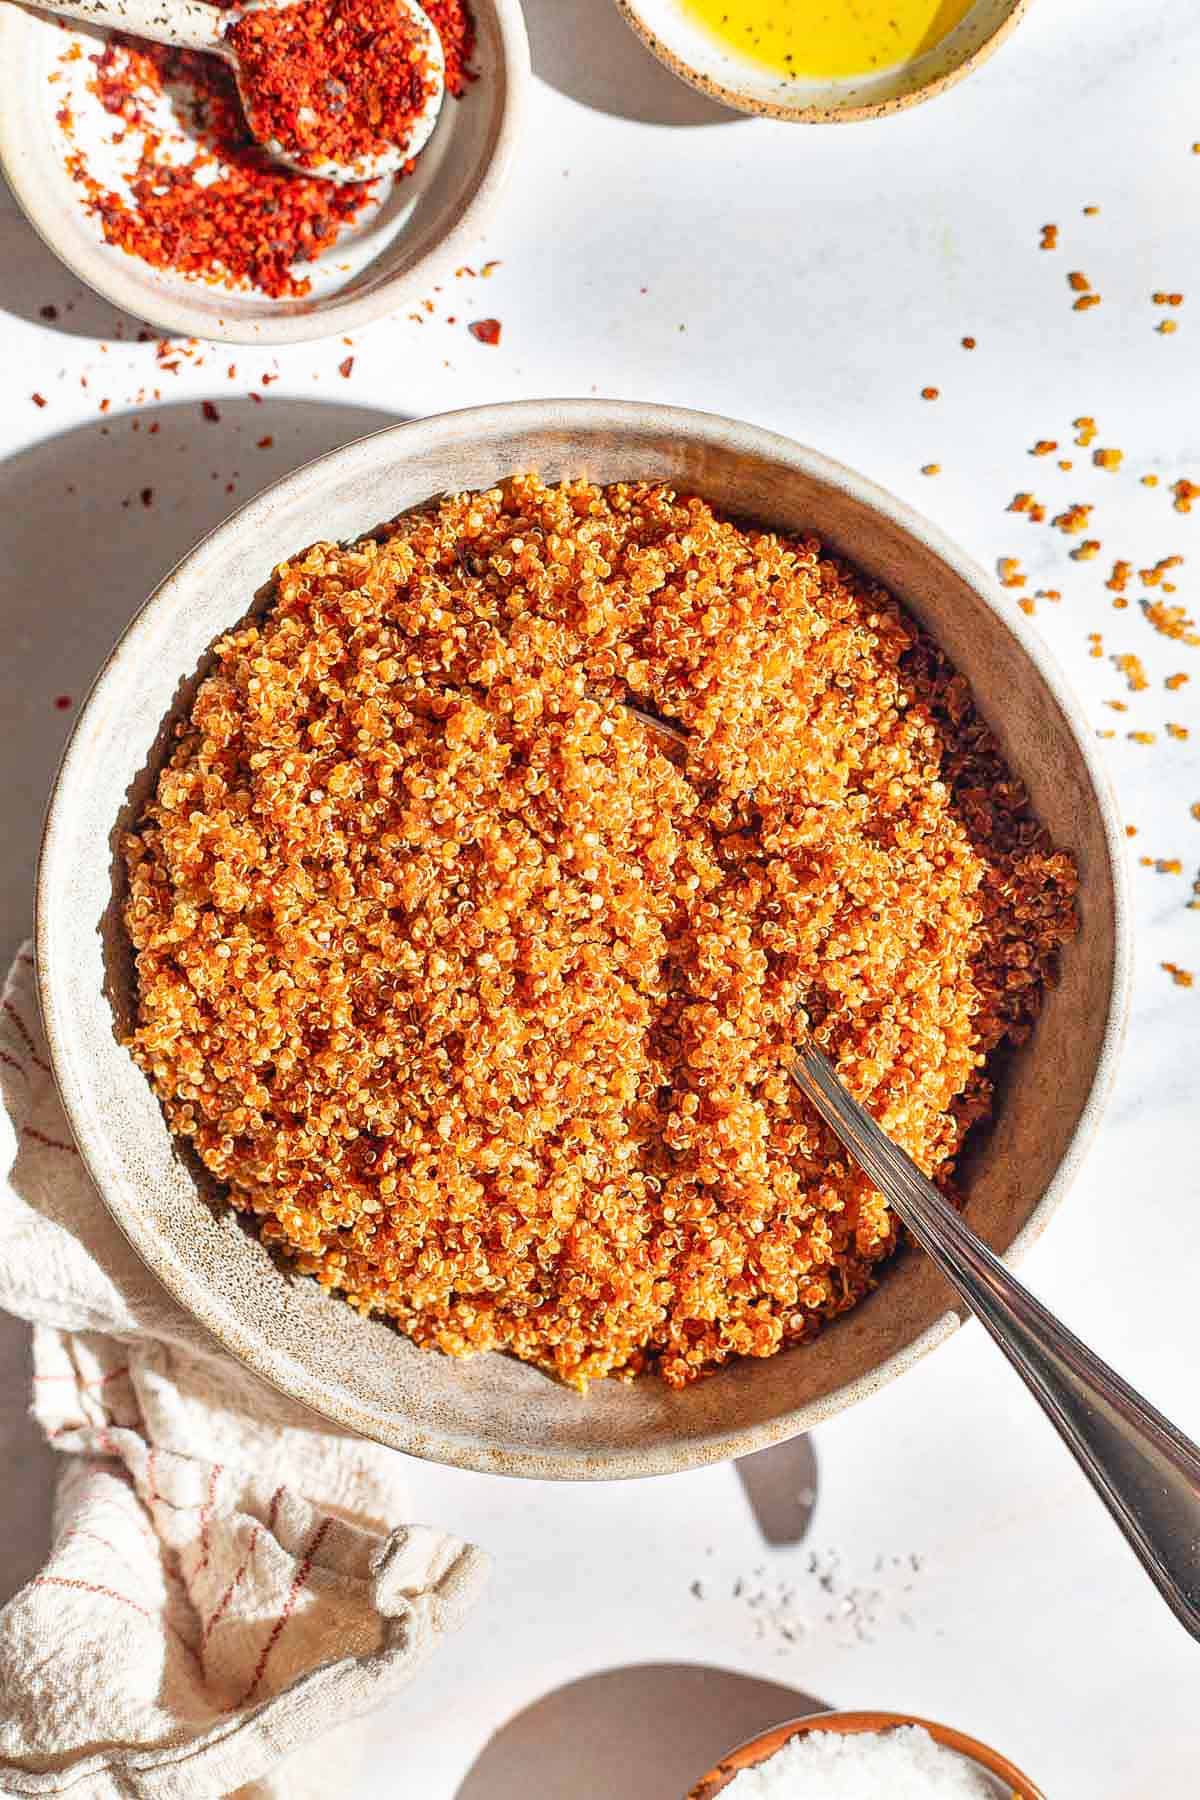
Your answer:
0;944;488;1799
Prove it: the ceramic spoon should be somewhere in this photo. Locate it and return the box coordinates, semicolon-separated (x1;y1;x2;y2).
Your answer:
626;702;1200;1643
20;0;446;183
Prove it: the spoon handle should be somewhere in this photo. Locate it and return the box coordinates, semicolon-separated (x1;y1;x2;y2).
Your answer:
789;1042;1200;1642
21;0;225;55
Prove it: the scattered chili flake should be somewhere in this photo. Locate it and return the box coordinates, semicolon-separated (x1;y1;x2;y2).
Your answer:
338;355;355;378
1105;700;1128;712
1166;673;1190;690
53;695;71;710
1031;439;1057;456
1071;538;1101;561
1036;588;1062;604
1097;729;1116;739
1094;447;1123;471
1058;459;1073;471
202;400;221;422
1017;596;1036;616
1167;723;1191;740
1113;597;1129;610
1052;502;1093;535
227;363;237;379
226;0;452;176
961;335;976;349
1192;802;1200;820
1040;224;1058;250
1129;731;1157;744
997;557;1026;588
1162;963;1194;988
1172;478;1199;513
1158;320;1179;335
1107;560;1132;592
1142;474;1160;487
31;393;47;408
1155;858;1184;874
920;463;941;476
469;317;502;345
1144;600;1200;644
1074;294;1102;311
1114;652;1149;692
39;304;59;321
140;486;153;506
1009;493;1046;522
1067;271;1091;292
920;386;939;401
1074;417;1098;446
1083;204;1099;216
1125;824;1138;837
257;435;274;448
481;259;502;277
1087;632;1104;658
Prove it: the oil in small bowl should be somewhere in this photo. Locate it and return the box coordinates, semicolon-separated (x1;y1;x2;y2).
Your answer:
676;0;978;80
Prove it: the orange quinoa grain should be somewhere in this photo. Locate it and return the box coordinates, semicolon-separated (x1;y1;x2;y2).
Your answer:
122;478;1078;1391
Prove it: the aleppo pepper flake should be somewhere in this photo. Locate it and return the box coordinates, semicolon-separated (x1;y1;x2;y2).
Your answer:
60;3;474;301
469;317;501;345
226;0;449;176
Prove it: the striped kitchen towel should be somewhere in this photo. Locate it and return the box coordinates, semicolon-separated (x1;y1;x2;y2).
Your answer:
0;945;489;1799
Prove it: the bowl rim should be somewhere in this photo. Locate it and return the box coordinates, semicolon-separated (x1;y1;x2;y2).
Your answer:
686;1708;1047;1797
610;0;1032;124
0;0;530;345
35;398;1133;1479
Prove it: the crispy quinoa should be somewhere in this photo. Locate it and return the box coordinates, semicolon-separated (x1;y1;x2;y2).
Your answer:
123;478;1078;1391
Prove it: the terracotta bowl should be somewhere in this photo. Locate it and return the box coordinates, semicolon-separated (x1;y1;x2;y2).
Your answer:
688;1709;1046;1797
0;0;528;345
36;400;1130;1479
612;0;1030;123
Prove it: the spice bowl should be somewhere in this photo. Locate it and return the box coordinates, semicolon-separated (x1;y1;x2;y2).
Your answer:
0;0;528;343
37;399;1129;1479
613;0;1029;122
687;1709;1046;1796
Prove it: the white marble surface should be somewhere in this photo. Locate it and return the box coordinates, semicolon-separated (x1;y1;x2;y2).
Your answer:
1;0;1198;1792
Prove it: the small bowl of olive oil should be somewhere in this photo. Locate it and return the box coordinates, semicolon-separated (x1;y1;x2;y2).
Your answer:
612;0;1030;120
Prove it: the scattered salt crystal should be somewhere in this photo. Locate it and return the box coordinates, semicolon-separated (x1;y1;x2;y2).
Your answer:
723;1725;998;1797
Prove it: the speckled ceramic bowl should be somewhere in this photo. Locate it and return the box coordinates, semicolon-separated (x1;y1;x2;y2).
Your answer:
688;1710;1045;1797
0;0;528;344
613;0;1030;122
36;400;1130;1479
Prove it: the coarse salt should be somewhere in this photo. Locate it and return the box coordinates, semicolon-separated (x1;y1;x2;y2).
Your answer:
723;1725;999;1797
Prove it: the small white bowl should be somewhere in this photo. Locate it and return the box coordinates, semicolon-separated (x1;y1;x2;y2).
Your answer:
0;0;528;344
613;0;1030;122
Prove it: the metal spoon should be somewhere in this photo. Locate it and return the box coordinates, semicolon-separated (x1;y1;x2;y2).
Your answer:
23;0;446;184
628;701;1200;1642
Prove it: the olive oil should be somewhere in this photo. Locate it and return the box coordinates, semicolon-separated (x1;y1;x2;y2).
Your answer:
678;0;978;80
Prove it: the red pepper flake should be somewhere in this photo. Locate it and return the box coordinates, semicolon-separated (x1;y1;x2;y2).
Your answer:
39;304;59;321
960;335;976;349
1067;270;1091;292
338;355;355;378
1163;962;1194;988
202;400;221;422
1040;224;1058;250
60;12;474;303
257;435;274;448
226;0;459;177
261;372;278;385
227;363;237;379
481;259;502;277
53;694;71;710
32;392;49;408
920;386;939;401
1166;672;1190;690
140;487;153;506
469;317;502;346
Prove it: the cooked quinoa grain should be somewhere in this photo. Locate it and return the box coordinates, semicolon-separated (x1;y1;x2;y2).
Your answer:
123;478;1078;1391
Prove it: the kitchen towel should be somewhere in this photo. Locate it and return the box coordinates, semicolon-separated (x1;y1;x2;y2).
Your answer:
0;944;489;1799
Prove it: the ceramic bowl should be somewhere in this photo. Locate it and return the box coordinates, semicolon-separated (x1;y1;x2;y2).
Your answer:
687;1709;1046;1797
36;400;1130;1479
0;0;528;344
613;0;1030;122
